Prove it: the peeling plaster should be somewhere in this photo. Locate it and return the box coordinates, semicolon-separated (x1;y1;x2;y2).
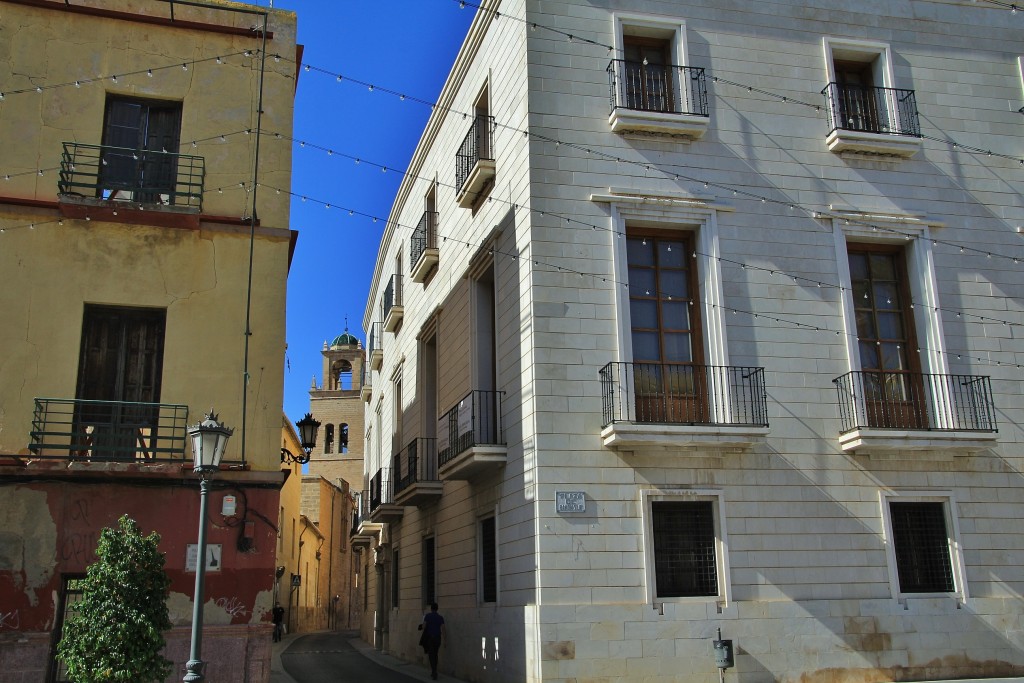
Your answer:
0;489;55;606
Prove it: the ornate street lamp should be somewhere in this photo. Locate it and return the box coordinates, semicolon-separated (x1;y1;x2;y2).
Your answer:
280;412;321;465
184;411;233;683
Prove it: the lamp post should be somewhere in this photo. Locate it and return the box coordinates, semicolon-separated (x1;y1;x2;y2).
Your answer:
280;412;321;465
183;411;233;683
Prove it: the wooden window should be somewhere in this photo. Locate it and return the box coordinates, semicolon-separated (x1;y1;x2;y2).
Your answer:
74;305;166;460
834;59;881;132
848;245;925;428
627;231;706;422
100;96;182;203
623;35;673;112
651;501;718;598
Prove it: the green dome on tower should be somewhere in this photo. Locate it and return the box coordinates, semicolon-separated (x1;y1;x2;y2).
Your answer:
330;332;360;348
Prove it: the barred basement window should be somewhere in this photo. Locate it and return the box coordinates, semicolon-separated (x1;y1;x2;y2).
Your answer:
651;501;718;598
480;516;497;603
889;501;955;593
423;536;436;606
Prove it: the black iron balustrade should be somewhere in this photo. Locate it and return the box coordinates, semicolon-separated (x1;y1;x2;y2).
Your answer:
411;211;438;268
455;114;494;195
369;467;395;512
59;142;205;210
350;490;370;535
821;83;920;137
367;322;382;357
437;390;504;467
382;274;403;320
833;371;996;433
28;397;190;461
607;60;708;117
393;438;439;495
599;363;768;429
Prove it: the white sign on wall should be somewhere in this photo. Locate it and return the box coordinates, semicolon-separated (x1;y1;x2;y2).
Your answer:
556;491;586;513
185;544;222;573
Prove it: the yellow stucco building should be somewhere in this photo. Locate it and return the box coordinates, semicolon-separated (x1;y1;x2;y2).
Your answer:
0;1;299;680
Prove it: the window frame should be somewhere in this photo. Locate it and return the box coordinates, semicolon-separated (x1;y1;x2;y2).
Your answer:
879;490;968;603
640;488;731;606
612;12;690;77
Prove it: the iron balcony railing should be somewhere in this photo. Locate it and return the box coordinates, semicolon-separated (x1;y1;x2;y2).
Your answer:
369;467;395;512
350;489;370;535
437;390;505;467
822;83;920;138
58;142;205;211
411;211;438;268
367;321;383;357
28;397;189;462
607;60;708;117
393;438;439;495
455;114;494;195
599;362;768;429
382;274;403;320
833;371;996;434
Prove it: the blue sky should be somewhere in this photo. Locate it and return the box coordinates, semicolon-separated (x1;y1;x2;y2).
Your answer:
257;1;475;423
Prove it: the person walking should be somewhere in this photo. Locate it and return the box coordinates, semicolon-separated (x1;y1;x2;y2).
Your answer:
418;602;446;680
272;602;285;642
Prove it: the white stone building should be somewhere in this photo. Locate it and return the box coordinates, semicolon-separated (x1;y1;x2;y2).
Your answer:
352;1;1024;681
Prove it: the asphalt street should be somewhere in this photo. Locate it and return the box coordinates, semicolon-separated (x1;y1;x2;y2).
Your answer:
275;631;468;683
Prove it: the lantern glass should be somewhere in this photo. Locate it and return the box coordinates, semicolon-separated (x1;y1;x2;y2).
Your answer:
295;413;321;452
188;412;234;473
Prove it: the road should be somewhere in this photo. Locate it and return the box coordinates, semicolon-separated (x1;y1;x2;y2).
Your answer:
280;631;442;683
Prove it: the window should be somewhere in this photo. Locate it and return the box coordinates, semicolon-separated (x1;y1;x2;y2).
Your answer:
455;83;495;209
821;38;920;155
339;423;349;453
100;96;183;204
49;575;85;683
642;489;730;603
333;360;353;390
622;35;673;113
627;230;706;422
422;536;436;606
847;245;924;428
392;548;400;609
881;492;966;600
479;516;497;603
324;424;334;454
75;304;166;460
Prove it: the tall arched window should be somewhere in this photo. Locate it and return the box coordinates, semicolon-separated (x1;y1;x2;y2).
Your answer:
324;424;334;454
339;423;349;453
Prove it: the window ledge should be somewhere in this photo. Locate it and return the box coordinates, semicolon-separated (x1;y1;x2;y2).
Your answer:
601;422;769;453
825;129;921;158
456;160;496;209
838;429;997;458
609;109;708;139
411;249;439;283
352;521;383;544
383;306;404;333
438;444;506;480
369;348;383;372
393;481;443;507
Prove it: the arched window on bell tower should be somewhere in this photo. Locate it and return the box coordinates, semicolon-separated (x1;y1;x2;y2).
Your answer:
324;424;334;454
336;360;353;391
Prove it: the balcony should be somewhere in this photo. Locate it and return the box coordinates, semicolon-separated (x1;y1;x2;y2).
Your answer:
350;490;382;548
821;83;921;158
392;438;442;507
455;115;495;209
833;371;997;457
360;365;373;403
368;321;383;372
382;274;404;333
606;60;709;139
58;142;205;224
369;467;404;523
410;211;439;283
437;390;506;480
28;397;191;462
599;363;769;453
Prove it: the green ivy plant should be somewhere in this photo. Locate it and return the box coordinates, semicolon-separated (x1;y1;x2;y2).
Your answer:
57;515;173;682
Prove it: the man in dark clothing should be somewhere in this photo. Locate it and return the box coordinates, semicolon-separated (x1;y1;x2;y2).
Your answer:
418;602;446;680
272;602;285;642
